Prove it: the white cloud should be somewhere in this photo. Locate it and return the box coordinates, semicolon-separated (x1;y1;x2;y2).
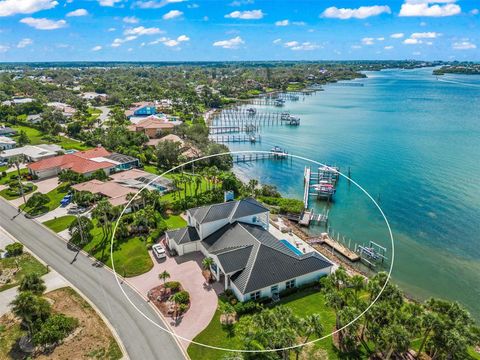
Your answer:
148;37;168;45
390;33;404;38
362;37;375;45
66;8;88;17
163;9;183;19
177;34;189;42
0;45;9;53
452;40;476;50
420;21;427;26
134;0;185;9
213;36;244;49
124;26;162;36
273;38;282;44
275;19;289;26
17;38;33;48
98;0;122;6
91;45;102;51
351;45;362;49
284;41;299;47
377;37;385;41
470;9;479;15
399;1;461;17
229;0;254;6
0;0;58;17
321;5;391;19
411;31;440;38
111;35;137;47
20;17;67;30
225;9;264;20
384;45;394;50
289;42;319;51
403;38;421;44
163;39;178;47
123;16;139;24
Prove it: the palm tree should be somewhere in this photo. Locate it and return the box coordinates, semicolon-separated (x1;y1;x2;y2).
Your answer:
202;257;214;282
248;179;258;197
297;313;323;359
8;158;27;207
169;292;184;320
159;270;170;284
10;291;51;336
350;274;365;299
19;273;46;295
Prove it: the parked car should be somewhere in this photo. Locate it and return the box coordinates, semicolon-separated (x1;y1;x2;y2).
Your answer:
60;194;73;207
152;244;166;259
67;206;87;214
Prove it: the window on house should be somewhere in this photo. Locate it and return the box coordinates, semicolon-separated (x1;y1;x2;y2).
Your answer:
252;216;257;223
285;279;296;289
249;291;261;301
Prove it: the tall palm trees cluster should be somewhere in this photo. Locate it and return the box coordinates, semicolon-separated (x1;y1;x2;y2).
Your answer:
320;269;479;359
237;306;324;360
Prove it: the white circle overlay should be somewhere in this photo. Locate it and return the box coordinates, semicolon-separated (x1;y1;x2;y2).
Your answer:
110;150;395;353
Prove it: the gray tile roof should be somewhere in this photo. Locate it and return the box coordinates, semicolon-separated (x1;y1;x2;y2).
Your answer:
202;222;333;294
166;227;200;245
188;197;268;225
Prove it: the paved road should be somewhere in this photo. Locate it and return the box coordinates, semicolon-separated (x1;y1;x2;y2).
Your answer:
0;199;186;360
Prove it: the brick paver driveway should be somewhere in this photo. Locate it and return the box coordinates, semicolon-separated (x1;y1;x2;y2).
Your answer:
128;250;223;347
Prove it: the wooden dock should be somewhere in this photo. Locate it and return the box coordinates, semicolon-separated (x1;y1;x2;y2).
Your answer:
233;152;288;163
209;135;260;143
308;233;360;262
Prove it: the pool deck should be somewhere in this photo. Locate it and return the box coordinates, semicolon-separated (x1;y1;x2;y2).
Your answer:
269;217;316;255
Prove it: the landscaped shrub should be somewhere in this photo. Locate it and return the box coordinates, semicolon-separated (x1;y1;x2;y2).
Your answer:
5;242;23;256
175;290;190;305
258;196;304;214
164;281;181;292
234;300;263;316
33;314;78;347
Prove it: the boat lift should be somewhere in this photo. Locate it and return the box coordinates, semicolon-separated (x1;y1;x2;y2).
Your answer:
355;241;388;268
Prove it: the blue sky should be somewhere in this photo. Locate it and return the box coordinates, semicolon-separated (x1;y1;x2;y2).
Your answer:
0;0;479;62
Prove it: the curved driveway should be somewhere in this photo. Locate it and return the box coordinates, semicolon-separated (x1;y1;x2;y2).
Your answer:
0;198;186;360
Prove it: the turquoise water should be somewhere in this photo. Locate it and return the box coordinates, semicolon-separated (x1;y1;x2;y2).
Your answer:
221;68;480;318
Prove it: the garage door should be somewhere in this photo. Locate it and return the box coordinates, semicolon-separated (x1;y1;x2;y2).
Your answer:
183;242;198;253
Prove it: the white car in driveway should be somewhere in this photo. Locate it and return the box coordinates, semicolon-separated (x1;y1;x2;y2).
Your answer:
152;244;166;260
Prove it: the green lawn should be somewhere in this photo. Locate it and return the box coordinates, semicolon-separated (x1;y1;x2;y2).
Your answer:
43;215;76;233
21;182;69;215
160;173;211;202
165;215;187;229
143;165;159;175
188;288;339;360
0;169;29;185
11;125;88;151
0;183;37;200
82;221;153;277
0;252;48;292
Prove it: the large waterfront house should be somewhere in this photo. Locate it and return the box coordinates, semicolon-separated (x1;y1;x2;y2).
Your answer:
166;198;333;302
27;147;139;179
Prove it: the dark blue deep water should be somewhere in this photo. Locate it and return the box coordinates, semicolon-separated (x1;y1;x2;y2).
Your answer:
220;67;480;318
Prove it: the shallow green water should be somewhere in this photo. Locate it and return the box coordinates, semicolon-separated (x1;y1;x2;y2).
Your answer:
222;67;480;318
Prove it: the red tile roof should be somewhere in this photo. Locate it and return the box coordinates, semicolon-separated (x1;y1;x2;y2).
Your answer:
27;147;115;174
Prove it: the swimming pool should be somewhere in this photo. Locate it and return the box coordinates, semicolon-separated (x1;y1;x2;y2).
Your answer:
279;239;303;256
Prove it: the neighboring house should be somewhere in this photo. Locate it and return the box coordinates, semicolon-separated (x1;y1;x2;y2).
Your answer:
109;168;172;193
127;116;175;138
26;114;43;124
0;136;16;150
81;92;108;101
1;98;35;106
47;102;77;118
166;198;334;302
0;144;62;163
125;102;157;118
146;134;201;159
27;146;139;179
71;179;138;208
0;126;17;137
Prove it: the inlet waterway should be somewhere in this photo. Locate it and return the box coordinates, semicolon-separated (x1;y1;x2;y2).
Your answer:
220;67;480;318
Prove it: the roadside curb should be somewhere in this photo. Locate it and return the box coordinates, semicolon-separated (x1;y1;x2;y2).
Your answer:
28;208;190;360
0;224;129;360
